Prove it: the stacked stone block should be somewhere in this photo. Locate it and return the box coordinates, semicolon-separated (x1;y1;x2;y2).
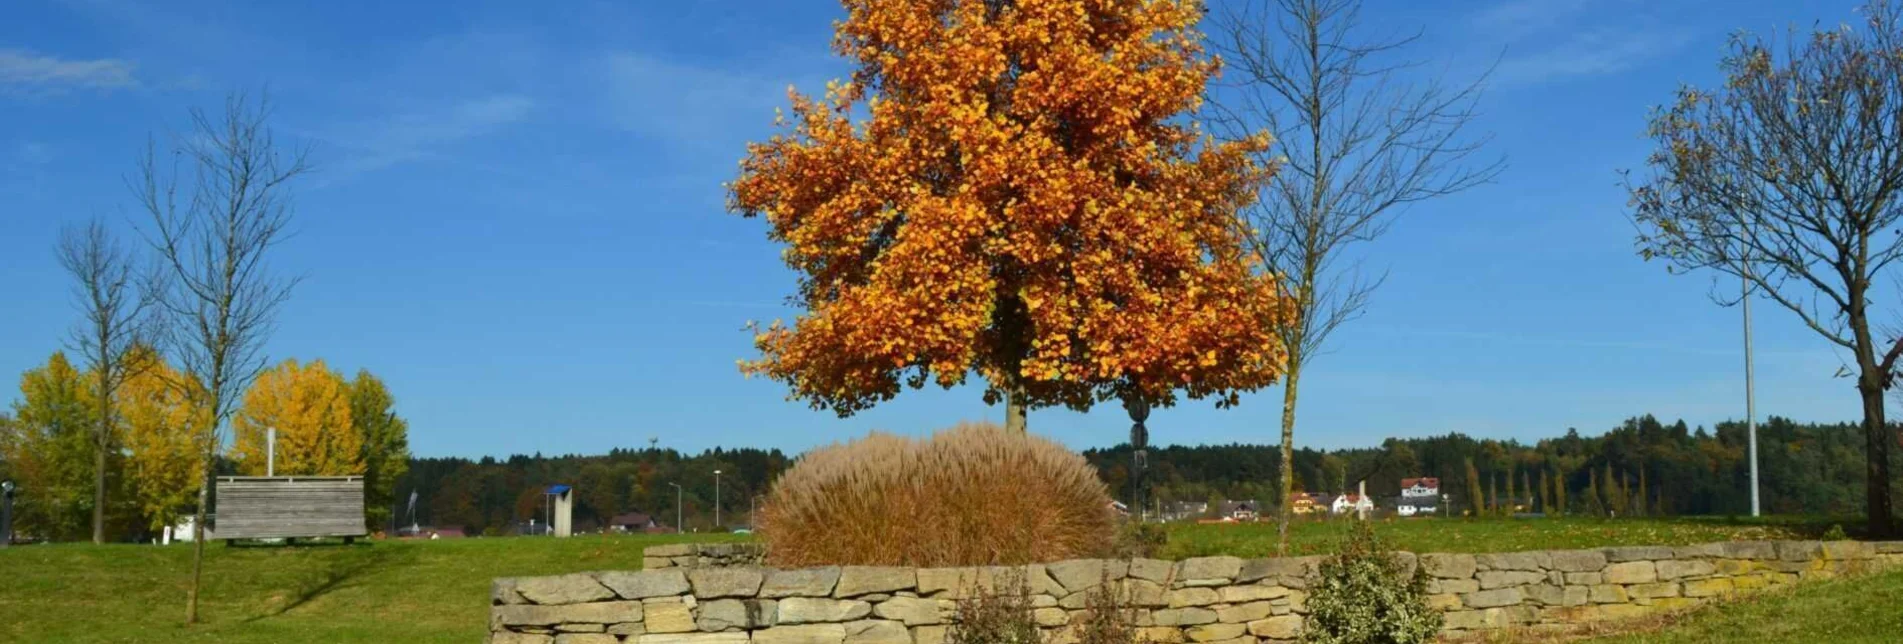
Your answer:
491;540;1903;643
644;543;769;570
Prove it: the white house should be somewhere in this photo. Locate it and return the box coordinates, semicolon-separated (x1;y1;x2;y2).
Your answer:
1330;494;1373;515
1397;477;1440;517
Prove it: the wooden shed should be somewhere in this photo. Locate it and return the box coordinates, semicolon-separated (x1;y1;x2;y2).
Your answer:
209;476;367;541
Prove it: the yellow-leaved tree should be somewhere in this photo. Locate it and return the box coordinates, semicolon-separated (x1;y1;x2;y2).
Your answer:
229;359;361;476
119;348;212;533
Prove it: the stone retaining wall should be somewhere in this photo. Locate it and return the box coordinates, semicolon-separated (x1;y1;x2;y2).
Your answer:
644;543;768;570
491;540;1903;644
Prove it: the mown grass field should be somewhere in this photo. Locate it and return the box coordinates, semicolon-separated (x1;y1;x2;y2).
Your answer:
0;516;1862;643
1566;565;1903;643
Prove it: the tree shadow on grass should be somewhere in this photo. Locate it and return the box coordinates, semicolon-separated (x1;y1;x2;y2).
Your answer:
242;544;412;622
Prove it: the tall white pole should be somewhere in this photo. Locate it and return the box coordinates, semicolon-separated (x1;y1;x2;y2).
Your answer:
266;427;276;477
1745;273;1760;517
714;470;723;529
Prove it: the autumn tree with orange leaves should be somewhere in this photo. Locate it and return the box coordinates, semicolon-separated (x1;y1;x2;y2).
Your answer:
730;0;1290;432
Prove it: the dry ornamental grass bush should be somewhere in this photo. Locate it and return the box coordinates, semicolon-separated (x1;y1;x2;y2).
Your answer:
760;422;1115;567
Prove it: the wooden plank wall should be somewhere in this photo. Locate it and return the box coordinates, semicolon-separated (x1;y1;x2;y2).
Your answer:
209;477;367;540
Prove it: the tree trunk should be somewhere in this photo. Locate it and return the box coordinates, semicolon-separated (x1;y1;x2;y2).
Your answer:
1273;357;1301;556
1850;297;1896;538
92;406;108;545
186;464;209;623
1005;397;1026;433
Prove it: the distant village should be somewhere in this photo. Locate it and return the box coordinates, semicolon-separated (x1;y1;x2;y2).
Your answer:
1115;477;1456;523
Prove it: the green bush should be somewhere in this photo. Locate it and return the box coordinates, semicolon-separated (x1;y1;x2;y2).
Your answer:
1111;520;1168;559
1072;572;1143;644
760;422;1115;567
1823;523;1848;540
1302;521;1442;644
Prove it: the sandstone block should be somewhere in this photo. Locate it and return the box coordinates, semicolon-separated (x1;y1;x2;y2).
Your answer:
1682;578;1734;597
1587;584;1627;604
753;624;848;644
1564;572;1602;585
555;624;603;632
1822;540;1873;560
1722;541;1777;560
645;601;697;633
1421;553;1477;579
1247;615;1302;639
1175;557;1243;586
698;598;778;631
1672;543;1726;559
1124;579;1168;606
764;568;842;598
1186;623;1247;642
491;632;553;644
1136;626;1185;643
1151;607;1218;626
779;597;873;624
871;597;951;626
1166;587;1221;608
601;570;692;600
1476;551;1548;571
1777;541;1822;562
516;574;617;605
1626;582;1679;600
1216;601;1275;623
1217;584;1289;603
1462;587;1524;609
494;578;529;605
1602;546;1675;562
690;568;766;599
1549;550;1608;573
493;602;645;627
1603;561;1657;585
1031;608;1069;627
1655;559;1714;581
1045;559;1128;593
836;568;916;597
843;619;910;644
645;544;695;557
911;626;949;644
1476;570;1545;589
553;634;617;644
1432;578;1479;594
1129;559;1174;583
1425;593;1461;610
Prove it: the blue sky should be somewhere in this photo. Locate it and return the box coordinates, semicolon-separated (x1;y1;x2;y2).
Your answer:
1;0;1887;459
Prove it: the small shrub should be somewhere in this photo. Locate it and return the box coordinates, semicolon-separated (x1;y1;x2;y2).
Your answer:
1111;521;1168;559
1303;520;1442;644
1072;571;1143;644
1823;523;1848;540
760;422;1115;567
948;570;1039;644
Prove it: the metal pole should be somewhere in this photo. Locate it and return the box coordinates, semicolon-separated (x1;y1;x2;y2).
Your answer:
668;482;683;534
266;426;276;477
1745;273;1760;517
714;470;723;529
1;481;13;548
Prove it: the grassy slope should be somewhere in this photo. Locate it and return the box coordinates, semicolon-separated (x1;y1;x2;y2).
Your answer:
0;534;744;644
0;517;1848;643
1576;566;1903;643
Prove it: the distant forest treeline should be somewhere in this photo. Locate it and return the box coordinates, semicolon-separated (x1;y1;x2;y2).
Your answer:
397;415;1902;535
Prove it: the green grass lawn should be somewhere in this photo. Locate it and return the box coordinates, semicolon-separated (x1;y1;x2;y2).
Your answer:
0;533;746;644
0;516;1859;643
1568;565;1903;643
1156;515;1842;559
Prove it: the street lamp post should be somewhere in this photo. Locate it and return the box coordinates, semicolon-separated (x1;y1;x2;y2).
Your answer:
1;480;14;549
266;426;276;477
1744;273;1761;517
667;482;683;534
713;470;723;529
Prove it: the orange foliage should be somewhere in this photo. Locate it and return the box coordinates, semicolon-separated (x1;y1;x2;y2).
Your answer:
729;0;1289;416
229;358;361;476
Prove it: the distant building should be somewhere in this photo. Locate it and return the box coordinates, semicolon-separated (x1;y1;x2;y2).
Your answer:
1287;493;1327;515
1219;500;1259;521
1331;494;1374;515
609;512;668;534
1397;477;1440;517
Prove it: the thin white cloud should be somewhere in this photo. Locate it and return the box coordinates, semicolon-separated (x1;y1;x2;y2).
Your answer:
1492;28;1693;86
601;53;802;150
318;95;536;177
0;49;137;94
1471;0;1596;39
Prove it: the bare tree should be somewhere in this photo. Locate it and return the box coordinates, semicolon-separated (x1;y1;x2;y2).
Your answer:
57;219;160;544
1209;0;1501;553
136;92;308;623
1626;1;1903;538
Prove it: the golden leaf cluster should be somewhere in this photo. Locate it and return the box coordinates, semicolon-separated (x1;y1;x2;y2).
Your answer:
729;0;1289;415
230;358;363;477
